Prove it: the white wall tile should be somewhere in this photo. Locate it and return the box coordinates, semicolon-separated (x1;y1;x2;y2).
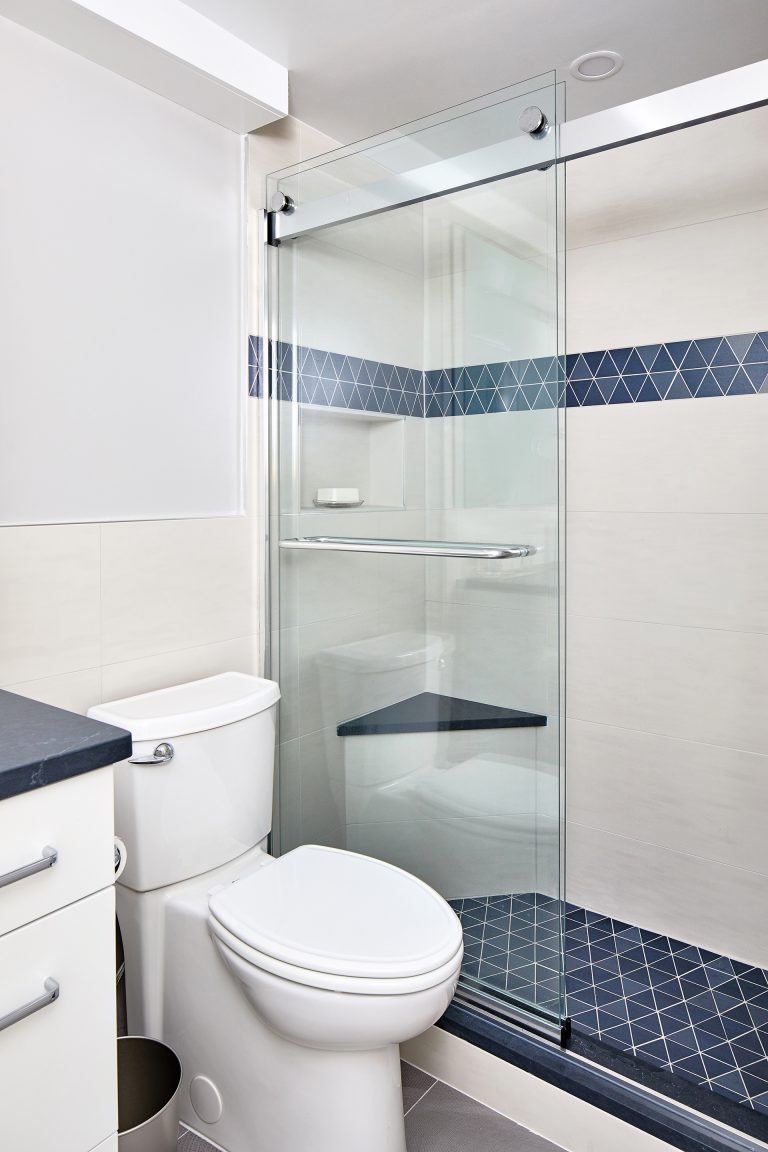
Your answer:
291;231;423;367
566;107;768;251
275;737;301;852
0;525;100;683
568;719;768;877
567;208;768;353
347;812;538;901
248;117;301;202
427;410;559;513
299;726;347;849
426;506;558;614
564;123;768;963
568;614;768;756
101;517;254;664
427;600;558;719
100;635;259;704
567;822;768;968
569;511;768;632
290;513;394;627
567;395;768;514
273;626;299;743
299;123;339;163
3;669;102;715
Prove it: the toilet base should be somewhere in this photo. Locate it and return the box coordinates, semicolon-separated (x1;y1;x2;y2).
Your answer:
185;1040;407;1152
116;849;409;1152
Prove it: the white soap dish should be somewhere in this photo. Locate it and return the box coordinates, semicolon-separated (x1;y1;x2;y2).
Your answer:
313;498;365;508
314;487;363;508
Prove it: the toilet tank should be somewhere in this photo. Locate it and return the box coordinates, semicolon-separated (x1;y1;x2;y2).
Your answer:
88;673;280;892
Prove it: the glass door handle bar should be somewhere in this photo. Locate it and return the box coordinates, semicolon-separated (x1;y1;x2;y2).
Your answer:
278;537;532;559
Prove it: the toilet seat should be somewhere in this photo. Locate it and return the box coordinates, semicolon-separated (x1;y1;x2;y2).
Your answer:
208;915;463;995
208;844;463;993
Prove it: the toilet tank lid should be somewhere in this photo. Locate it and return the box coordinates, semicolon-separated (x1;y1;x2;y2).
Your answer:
87;673;280;741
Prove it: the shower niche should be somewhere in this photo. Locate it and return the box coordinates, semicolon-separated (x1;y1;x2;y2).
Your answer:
297;405;406;512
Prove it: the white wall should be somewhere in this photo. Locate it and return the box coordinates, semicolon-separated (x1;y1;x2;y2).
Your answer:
0;15;243;524
0;24;322;709
565;106;768;966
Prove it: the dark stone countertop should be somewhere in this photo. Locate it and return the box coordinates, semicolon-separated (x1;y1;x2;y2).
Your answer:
0;689;132;801
337;691;547;736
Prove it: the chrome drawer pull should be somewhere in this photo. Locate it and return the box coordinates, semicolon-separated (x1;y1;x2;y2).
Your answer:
0;978;59;1034
0;846;58;890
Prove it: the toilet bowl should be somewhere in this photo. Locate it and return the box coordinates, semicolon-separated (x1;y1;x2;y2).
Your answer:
89;674;462;1152
208;844;462;1050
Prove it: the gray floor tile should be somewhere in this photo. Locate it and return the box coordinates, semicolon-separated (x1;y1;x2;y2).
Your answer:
178;1075;561;1152
405;1080;561;1152
402;1060;437;1115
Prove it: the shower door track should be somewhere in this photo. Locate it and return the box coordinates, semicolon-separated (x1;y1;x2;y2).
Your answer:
453;985;569;1047
268;60;767;244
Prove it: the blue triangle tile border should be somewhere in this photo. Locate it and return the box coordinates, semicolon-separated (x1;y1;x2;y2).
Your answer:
248;331;768;416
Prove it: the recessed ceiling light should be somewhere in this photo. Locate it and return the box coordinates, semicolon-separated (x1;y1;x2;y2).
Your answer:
570;50;624;81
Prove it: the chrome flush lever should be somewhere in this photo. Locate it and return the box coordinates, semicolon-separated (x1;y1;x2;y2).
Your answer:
128;742;175;766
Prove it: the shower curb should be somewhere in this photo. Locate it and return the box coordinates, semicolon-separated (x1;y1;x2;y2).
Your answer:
439;1003;768;1152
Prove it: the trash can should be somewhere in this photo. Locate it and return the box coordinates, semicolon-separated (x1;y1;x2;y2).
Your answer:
117;1036;182;1152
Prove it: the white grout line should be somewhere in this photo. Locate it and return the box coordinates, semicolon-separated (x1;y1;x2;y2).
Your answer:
404;1077;439;1119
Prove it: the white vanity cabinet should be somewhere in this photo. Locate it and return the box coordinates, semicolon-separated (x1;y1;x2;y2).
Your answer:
0;767;118;1152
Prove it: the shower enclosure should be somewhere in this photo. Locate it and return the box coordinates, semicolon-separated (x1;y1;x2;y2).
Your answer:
264;74;566;1038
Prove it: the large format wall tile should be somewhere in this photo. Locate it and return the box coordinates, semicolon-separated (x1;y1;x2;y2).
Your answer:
100;636;260;704
567;393;768;513
0;525;100;684
3;669;102;716
567;822;768;968
428;601;558;718
101;517;254;664
347;813;540;901
568;719;768;877
568;614;768;756
568;511;768;632
566;107;768;253
567;209;768;354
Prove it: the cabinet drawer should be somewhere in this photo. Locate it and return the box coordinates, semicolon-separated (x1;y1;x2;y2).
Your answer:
0;887;117;1152
0;767;114;937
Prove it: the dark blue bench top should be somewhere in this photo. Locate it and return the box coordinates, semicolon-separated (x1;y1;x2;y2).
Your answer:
337;691;547;736
0;689;132;801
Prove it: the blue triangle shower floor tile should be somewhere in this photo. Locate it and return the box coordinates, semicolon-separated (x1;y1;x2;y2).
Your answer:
449;892;768;1118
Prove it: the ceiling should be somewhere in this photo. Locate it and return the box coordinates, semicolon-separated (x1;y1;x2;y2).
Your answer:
181;0;768;144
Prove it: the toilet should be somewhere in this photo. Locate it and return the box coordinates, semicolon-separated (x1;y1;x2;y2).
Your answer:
88;673;463;1152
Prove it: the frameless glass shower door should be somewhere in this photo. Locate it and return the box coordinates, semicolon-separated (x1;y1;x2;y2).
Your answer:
266;76;566;1035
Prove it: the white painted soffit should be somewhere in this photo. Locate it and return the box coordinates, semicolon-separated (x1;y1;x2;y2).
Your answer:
0;0;288;133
